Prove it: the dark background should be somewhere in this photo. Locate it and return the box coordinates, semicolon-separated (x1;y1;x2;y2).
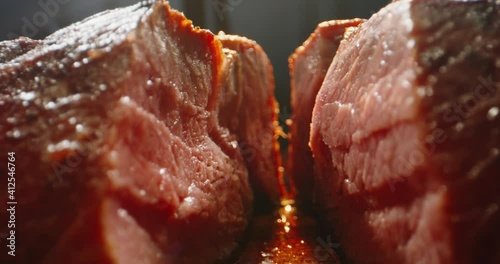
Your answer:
0;0;388;122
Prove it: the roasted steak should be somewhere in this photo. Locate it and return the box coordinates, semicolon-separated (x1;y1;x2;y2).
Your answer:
309;0;500;263
289;19;364;203
0;37;40;63
0;1;280;263
217;33;282;206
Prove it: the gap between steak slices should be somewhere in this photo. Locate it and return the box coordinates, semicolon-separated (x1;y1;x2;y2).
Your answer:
0;1;280;263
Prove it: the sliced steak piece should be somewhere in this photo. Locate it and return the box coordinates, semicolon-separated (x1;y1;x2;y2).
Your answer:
0;1;279;263
288;19;364;203
310;0;500;263
217;33;282;206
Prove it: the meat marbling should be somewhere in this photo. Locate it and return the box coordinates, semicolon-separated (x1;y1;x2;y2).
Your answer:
309;0;500;263
0;1;280;263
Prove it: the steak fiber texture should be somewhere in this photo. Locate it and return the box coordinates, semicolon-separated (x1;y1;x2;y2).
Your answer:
0;1;280;263
306;0;500;263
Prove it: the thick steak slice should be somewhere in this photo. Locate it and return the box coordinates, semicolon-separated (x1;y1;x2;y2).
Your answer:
310;0;500;263
217;33;282;206
288;19;364;203
0;1;279;263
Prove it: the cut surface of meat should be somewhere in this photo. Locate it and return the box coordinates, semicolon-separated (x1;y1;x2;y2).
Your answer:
309;0;500;263
217;33;282;206
0;1;280;263
288;19;364;203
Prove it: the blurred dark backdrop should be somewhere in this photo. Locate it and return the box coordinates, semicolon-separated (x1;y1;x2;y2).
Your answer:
0;0;388;123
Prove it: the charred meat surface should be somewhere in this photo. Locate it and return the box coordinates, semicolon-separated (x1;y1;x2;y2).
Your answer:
0;1;280;263
310;0;500;263
289;19;364;203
